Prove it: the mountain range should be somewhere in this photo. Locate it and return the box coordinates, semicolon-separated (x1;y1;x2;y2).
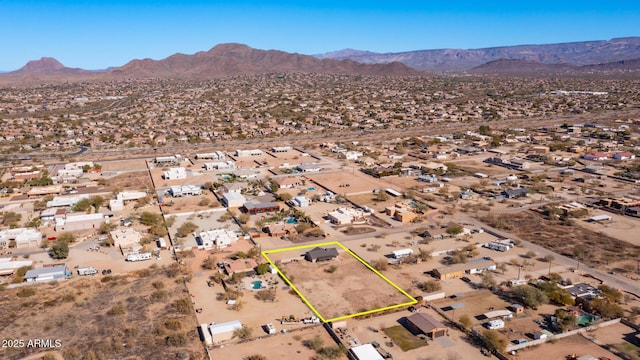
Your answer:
2;37;640;82
316;37;640;71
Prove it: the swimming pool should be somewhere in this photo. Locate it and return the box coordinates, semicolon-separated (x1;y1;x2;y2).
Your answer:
252;280;263;290
286;217;298;224
307;187;316;191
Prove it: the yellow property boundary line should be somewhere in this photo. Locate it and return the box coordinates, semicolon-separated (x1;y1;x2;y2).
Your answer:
261;241;417;323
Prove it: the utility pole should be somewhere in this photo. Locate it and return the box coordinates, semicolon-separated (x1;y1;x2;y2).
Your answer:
518;265;522;280
548;261;552;276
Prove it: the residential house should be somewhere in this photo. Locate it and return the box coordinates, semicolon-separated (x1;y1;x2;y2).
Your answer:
224;259;258;275
243;202;279;214
503;188;528;199
305;247;339;262
296;162;322;173
275;177;301;189
198;229;238;250
613;152;636;160
265;223;298;238
162;167;187;180
222;192;246;208
292;196;311;207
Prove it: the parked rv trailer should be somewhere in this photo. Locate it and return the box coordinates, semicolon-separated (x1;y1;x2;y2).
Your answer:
125;252;152;262
77;266;98;276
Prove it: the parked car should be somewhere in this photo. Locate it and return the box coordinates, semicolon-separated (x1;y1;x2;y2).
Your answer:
461;276;471;283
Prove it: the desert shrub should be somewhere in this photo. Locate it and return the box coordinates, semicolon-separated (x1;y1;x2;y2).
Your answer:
164;319;184;331
303;335;324;350
107;303;127;316
17;287;36;298
152;280;165;290
151;290;168;302
165;332;188;347
171;297;192;314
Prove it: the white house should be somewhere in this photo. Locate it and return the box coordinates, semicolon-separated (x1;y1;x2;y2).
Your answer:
204;161;235;171
169;185;202;197
162;167;187;180
297;162;322;173
271;146;292;153
235;149;263;157
222;192;246;208
110;229;143;249
195;151;225;160
292;196;311;207
344;151;363;160
55;213;106;232
198;229;238;250
327;208;365;225
0;228;42;249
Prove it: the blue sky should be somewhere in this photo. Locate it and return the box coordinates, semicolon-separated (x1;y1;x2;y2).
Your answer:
1;0;639;70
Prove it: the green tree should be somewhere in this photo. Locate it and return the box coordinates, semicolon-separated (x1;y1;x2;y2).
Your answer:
480;273;497;290
1;211;22;226
72;198;91;212
139;211;162;226
49;240;69;259
598;285;623;303
418;280;442;292
446;224;464;236
482;330;507;353
57;232;76;243
176;221;198;237
585;298;624;319
90;196;104;211
459;314;472;329
510;285;548;309
255;263;271;275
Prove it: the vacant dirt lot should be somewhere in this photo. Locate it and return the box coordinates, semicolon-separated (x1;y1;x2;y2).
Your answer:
514;333;622;360
578;212;640;246
0;268;206;360
306;170;386;195
269;247;414;320
479;211;640;268
210;325;346;360
101;159;148;172
106;170;154;192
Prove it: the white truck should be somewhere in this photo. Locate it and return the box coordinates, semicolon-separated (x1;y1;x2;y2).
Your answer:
125;252;152;262
77;266;98;276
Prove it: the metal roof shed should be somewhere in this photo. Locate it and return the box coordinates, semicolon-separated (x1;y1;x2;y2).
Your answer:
350;344;384;360
209;320;242;335
589;214;612;222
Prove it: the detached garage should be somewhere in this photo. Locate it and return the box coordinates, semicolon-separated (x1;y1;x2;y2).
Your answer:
406;312;448;339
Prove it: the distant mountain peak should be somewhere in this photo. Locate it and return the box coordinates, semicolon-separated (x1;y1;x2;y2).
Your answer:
315;48;378;59
17;57;65;73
